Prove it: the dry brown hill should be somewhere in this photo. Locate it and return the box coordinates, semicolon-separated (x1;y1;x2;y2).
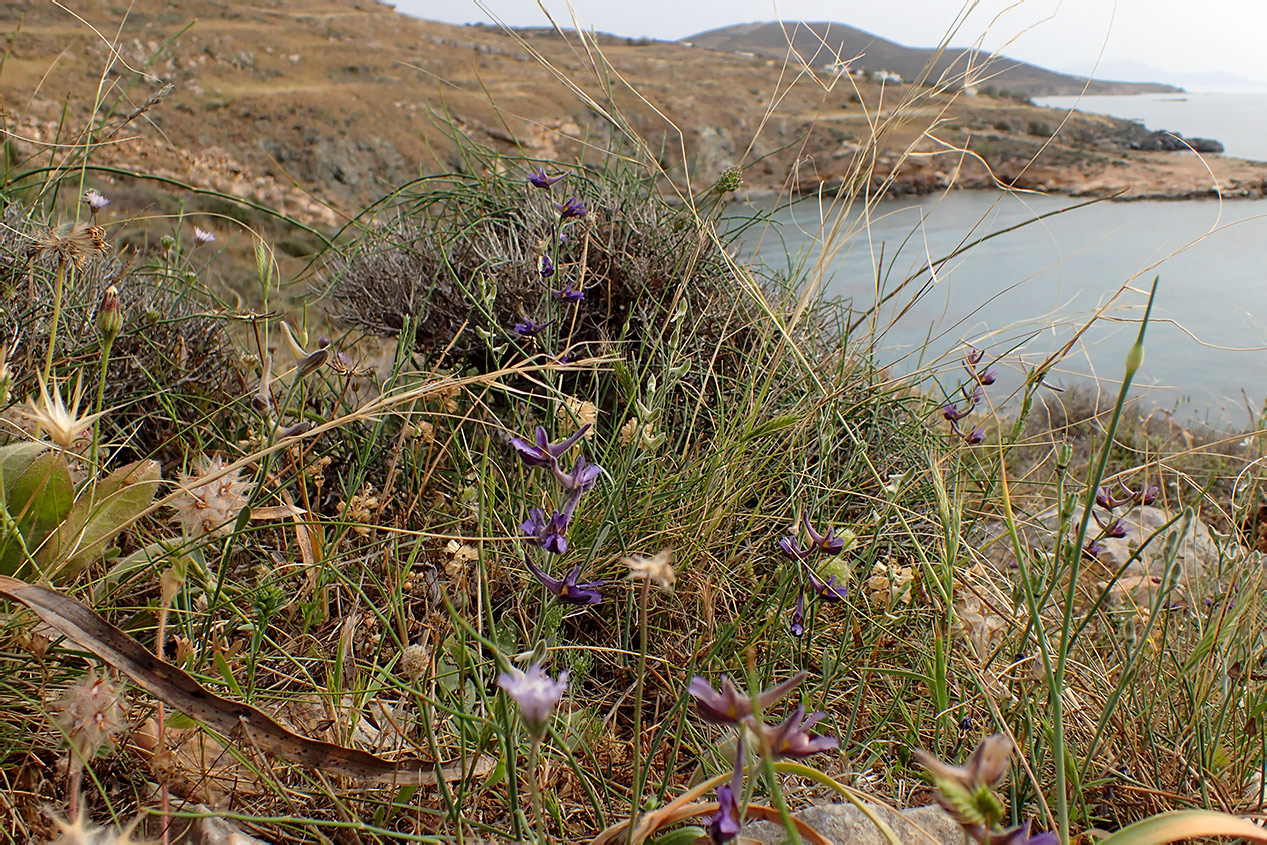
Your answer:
3;0;1266;238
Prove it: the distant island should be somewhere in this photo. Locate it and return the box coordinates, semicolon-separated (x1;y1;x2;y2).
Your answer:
685;21;1183;97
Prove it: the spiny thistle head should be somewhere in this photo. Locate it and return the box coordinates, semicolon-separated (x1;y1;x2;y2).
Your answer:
52;671;128;772
168;455;253;538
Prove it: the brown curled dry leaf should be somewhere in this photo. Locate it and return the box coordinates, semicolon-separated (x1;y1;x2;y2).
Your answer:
0;575;486;785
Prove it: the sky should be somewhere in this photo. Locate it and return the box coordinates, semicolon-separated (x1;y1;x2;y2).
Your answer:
390;0;1267;85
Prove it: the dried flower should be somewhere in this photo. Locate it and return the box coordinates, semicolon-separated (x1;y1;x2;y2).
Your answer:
624;548;676;591
498;663;567;734
555;196;587;219
83;189;111;215
32;223;109;269
400;643;430;682
526;167;566;189
558;396;598;435
523;555;603;605
53;672;128;772
760;705;839;759
687;671;806;725
169;455;253;538
25;375;104;451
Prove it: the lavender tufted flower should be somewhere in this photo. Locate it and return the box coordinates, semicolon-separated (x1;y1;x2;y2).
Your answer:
539;253;555;279
760;705;839;759
498;663;567;734
83;189;110;215
778;535;810;561
803;515;847;554
509;424;592;468
687;671;807;725
707;736;744;843
805;566;849;602
194;226;216;245
523;555;603;605
552;281;585;302
514;316;555;337
527;167;566;189
789;589;805;637
551;453;603;494
555;196;587;219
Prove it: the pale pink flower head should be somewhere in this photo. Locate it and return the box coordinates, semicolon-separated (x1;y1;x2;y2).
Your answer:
193;226;216;245
169;455;253;538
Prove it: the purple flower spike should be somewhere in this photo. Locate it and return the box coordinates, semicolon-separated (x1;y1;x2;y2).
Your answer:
539;253;555;279
778;535;810;562
527;167;566;189
514;316;555;337
988;821;1060;845
509;424;593;468
498;663;567;733
789;590;805;637
555;196;587;219
761;705;839;759
552;454;603;494
523;556;603;605
687;671;807;725
552;281;585;302
707;736;744;844
803;515;846;554
805;566;849;602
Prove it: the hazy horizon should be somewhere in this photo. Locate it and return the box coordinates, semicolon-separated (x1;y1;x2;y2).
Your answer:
390;0;1267;89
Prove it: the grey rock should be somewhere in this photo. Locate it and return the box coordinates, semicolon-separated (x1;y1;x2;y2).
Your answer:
742;802;962;844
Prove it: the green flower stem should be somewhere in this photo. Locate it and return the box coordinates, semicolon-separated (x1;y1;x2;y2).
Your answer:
89;339;113;473
43;258;69;382
527;734;547;844
628;576;650;845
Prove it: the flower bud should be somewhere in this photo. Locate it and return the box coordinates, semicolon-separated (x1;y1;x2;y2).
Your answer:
716;165;744;194
297;346;329;378
96;285;124;344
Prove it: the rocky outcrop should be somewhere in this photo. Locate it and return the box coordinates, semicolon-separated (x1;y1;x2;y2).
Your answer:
744;803;962;844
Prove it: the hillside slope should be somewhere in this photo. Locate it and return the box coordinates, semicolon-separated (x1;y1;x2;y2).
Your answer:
686;21;1181;97
2;0;1262;235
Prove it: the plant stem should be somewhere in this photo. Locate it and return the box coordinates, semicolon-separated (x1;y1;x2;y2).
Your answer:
43;257;68;381
628;576;649;845
89;340;112;473
527;734;547;844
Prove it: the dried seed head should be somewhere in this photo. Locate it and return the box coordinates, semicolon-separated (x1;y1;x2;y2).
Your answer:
168;455;253;538
623;548;676;591
32;223;110;269
399;643;430;682
53;672;128;770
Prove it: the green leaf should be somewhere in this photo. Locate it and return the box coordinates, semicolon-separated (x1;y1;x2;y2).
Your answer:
39;459;162;582
0;452;74;577
647;827;707;845
0;442;50;493
1098;810;1267;844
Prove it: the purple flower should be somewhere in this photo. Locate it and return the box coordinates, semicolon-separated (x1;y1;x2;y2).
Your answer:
523;555;603;605
707;736;744;843
520;498;576;554
805;566;849;602
965;426;985;445
555;196;587;219
551;453;603;494
1093;510;1128;538
539;253;555;279
760;705;839;759
194;226;215;245
789;590;805;637
687;671;806;725
498;663;567;732
514;316;555;337
509;424;592;468
1083;539;1106;560
943;400;974;422
976;368;997;386
84;190;110;214
804;515;846;554
552;281;585;302
778;535;810;561
1138;485;1159;505
965;347;985;366
527;167;566;189
988;821;1059;845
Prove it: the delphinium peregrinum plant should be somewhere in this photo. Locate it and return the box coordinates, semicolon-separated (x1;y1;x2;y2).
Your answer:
915;735;1056;845
779;515;854;638
943;346;996;446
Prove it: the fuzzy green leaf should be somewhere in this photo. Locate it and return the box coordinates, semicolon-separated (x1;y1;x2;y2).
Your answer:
0;452;74;577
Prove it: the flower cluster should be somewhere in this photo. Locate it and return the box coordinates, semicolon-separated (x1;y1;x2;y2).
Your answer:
914;735;1056;845
688;671;838;842
512;423;605;604
779;515;852;636
1081;477;1157;560
943;347;995;445
514;166;589;338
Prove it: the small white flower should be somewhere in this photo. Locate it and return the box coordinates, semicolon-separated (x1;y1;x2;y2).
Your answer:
24;375;104;451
